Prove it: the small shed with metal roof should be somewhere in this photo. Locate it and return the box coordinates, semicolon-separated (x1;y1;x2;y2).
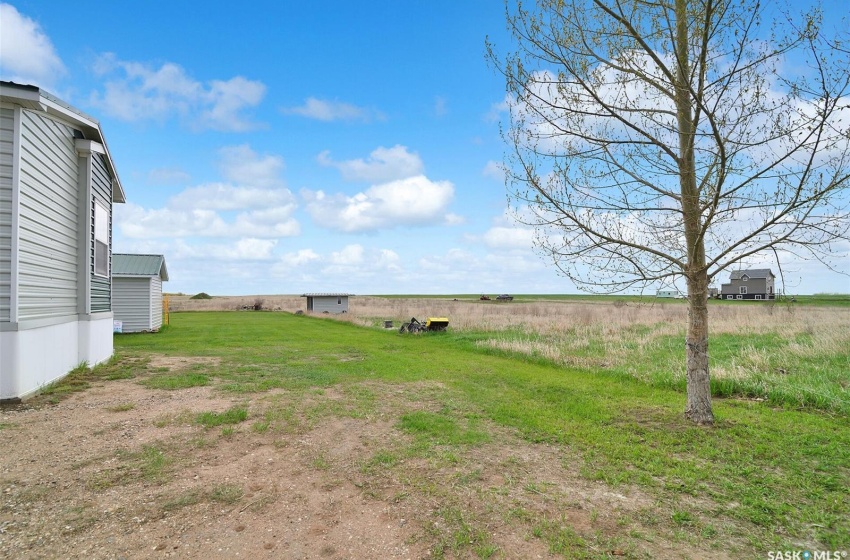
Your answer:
301;293;353;314
112;254;169;332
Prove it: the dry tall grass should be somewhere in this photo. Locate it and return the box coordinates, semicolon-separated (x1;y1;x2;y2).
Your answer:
169;295;847;372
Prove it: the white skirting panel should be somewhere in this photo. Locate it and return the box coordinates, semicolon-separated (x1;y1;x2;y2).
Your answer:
0;314;113;401
78;314;114;370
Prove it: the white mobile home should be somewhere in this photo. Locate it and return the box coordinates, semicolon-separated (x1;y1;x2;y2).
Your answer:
656;289;682;298
301;293;353;314
112;254;169;333
1;82;125;402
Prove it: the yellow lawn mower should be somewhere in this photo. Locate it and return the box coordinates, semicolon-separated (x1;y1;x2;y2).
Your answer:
398;317;449;333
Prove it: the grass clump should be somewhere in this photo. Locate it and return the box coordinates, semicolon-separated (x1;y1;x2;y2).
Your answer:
196;406;248;428
161;489;204;511
143;372;209;390
87;443;173;491
106;403;135;412
399;410;490;447
209;483;243;504
29;355;148;404
362;450;399;473
428;507;497;560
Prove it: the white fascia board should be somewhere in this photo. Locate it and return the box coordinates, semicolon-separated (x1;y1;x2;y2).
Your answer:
0;83;46;111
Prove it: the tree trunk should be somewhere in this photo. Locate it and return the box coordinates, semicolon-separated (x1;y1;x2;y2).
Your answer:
674;0;714;425
684;271;714;424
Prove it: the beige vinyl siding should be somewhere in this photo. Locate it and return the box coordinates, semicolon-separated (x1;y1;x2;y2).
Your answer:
90;152;111;312
0;108;14;321
17;110;78;320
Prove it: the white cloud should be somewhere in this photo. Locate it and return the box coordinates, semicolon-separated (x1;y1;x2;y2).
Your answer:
269;245;402;285
475;226;535;251
169;183;294;211
117;200;299;239
303;175;455;233
217;145;285;188
219;238;277;260
132;237;277;262
317;145;423;183
330;244;364;266
444;213;465;226
482;160;505;182
465;208;537;251
374;249;402;270
278;249;320;268
116;144;299;240
199;77;267;131
485;97;509;123
148;167;191;185
281;97;383;122
434;96;448;117
89;54;266;131
0;3;65;87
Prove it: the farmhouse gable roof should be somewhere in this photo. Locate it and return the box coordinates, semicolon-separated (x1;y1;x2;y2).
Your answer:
729;269;774;280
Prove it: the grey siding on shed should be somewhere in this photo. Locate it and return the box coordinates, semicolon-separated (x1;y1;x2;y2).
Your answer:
113;277;153;332
150;276;163;329
0;108;13;321
310;296;349;314
17;110;78;320
90;152;111;312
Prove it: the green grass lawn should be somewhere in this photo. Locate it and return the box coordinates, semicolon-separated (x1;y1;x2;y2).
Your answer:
104;311;850;553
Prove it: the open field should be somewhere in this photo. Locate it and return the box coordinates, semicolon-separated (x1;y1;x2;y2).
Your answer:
171;294;850;414
2;307;847;559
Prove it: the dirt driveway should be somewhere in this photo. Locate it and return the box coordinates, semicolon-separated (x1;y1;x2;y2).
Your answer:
0;357;724;560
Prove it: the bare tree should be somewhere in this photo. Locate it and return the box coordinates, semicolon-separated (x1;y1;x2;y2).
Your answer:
487;0;850;424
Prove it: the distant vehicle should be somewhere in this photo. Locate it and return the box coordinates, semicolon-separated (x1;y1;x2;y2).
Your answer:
496;294;513;301
480;295;491;301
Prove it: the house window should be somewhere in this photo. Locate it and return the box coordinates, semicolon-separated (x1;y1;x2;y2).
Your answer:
739;286;747;295
742;275;749;281
736;294;743;299
338;297;341;305
726;295;733;300
94;202;109;277
755;295;762;300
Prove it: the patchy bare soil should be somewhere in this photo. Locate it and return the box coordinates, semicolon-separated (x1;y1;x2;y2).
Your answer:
1;357;730;559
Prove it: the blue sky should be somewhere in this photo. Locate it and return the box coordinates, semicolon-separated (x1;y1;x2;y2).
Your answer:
2;1;848;295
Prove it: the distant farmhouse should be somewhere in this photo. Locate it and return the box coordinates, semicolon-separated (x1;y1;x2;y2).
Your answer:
720;269;776;300
1;82;125;401
301;293;353;314
112;254;169;332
